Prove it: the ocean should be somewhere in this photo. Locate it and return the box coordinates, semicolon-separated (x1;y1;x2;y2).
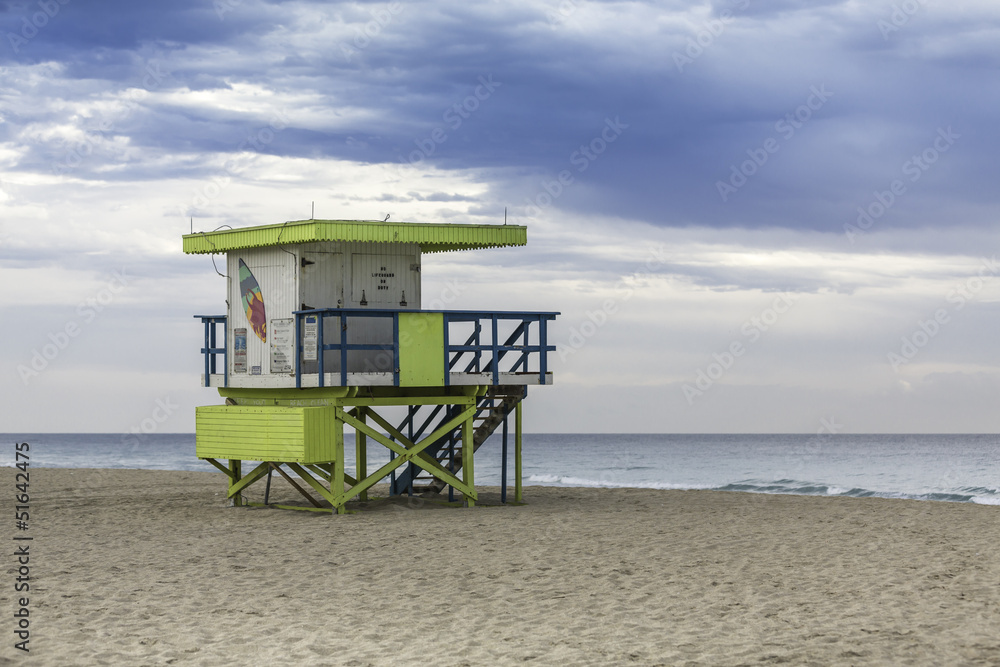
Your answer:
4;433;998;505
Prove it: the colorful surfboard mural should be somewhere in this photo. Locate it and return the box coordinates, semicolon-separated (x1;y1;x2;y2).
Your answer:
238;258;267;342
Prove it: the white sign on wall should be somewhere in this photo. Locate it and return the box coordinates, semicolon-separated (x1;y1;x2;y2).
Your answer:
233;328;247;373
270;318;294;373
303;316;318;362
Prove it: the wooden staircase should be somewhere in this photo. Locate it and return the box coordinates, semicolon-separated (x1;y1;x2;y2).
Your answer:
391;386;525;495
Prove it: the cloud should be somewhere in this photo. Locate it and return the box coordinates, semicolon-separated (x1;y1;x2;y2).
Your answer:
3;0;998;238
3;0;1000;432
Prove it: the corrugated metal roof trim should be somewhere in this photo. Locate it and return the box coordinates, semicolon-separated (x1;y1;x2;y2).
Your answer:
182;220;527;254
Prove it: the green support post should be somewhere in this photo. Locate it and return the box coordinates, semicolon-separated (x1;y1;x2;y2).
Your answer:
334;415;346;514
356;407;368;501
462;411;475;508
229;459;242;507
515;400;523;503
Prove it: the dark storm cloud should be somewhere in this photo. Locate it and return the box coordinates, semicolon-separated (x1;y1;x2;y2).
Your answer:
3;0;998;236
1;0;274;60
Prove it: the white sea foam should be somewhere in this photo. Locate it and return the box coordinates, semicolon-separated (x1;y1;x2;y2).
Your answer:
971;496;1000;506
526;474;712;491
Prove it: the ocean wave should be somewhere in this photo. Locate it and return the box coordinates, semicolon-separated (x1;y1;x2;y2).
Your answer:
527;475;1000;504
526;474;714;491
961;486;999;496
719;482;990;503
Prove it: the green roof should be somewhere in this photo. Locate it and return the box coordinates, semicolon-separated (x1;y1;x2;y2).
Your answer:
182;219;527;255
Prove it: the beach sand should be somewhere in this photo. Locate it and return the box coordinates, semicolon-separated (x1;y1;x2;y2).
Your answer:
5;467;999;666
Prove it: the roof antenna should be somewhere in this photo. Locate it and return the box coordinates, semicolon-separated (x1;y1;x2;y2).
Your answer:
311;201;314;219
190;216;193;234
504;206;507;225
384;214;390;222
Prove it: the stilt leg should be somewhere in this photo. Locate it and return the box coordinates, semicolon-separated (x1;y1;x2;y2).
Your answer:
356;407;368;501
263;464;273;505
229;459;243;507
515;400;523;503
334;415;346;514
501;407;509;504
462;409;475;508
448;431;455;503
389;450;397;496
407;406;415;496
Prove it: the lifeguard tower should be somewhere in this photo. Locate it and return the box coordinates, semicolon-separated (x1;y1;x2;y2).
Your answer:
183;219;557;513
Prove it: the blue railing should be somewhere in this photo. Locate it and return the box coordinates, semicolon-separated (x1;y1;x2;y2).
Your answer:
441;311;554;386
195;315;227;388
294;308;558;388
294;309;399;388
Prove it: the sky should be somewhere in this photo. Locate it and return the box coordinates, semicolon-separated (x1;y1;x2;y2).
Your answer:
2;0;1000;434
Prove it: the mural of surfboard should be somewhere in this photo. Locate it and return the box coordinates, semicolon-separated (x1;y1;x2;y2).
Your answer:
238;258;267;342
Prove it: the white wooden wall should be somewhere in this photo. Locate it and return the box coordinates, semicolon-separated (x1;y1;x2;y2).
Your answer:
227;247;298;379
226;241;422;383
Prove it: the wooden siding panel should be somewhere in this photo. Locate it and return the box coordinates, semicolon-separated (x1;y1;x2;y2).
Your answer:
196;405;337;463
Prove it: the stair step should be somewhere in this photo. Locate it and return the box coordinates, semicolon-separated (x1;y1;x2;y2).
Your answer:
390;394;524;494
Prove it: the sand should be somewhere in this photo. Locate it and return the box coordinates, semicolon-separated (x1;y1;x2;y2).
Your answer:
4;467;999;666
